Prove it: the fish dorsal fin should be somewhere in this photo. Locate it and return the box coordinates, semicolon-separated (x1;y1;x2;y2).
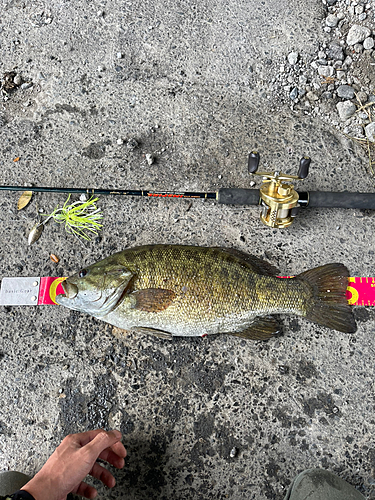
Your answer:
132;288;176;312
216;247;279;276
230;316;282;340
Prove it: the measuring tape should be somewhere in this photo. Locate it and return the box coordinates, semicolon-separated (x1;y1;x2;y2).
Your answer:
0;276;374;306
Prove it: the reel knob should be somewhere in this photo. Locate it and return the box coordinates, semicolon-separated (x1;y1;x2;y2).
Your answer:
297;156;311;179
248;151;260;173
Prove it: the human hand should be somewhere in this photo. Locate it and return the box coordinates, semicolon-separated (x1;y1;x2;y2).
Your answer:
21;429;126;500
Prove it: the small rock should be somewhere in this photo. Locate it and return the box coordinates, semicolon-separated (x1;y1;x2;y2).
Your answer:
327;43;344;61
337;85;355;99
355;5;364;15
363;37;374;50
116;52;124;59
289;87;298;100
13;74;22;86
365;122;375;142
116;138;124;145
354;43;364;54
287;51;299;65
145;153;154;165
127;138;138;150
346;25;371;46
356;91;368;104
20;82;32;90
336;71;346;80
306;91;319;101
229;447;237;458
358;13;367;21
326;14;338;28
336;101;357;120
343;56;353;69
318;66;334;77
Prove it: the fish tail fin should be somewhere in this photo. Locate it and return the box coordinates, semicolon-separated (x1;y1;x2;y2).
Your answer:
296;263;356;333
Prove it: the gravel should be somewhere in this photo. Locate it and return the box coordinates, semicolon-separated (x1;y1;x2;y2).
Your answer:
365;122;375;142
346;25;371;45
363;37;374;50
336;101;357;120
337;85;355;99
268;0;375;144
287;51;299;65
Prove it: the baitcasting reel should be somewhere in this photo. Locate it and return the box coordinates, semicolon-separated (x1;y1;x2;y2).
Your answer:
248;151;311;229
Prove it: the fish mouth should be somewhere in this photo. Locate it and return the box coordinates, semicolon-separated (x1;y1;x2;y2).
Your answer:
60;280;78;299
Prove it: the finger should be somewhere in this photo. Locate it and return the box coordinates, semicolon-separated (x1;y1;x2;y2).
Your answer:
108;439;127;458
85;430;122;457
74;481;98;499
98;449;125;469
100;441;127;461
89;462;116;488
74;429;111;447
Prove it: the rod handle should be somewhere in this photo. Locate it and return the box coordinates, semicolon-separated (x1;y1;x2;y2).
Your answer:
217;188;260;206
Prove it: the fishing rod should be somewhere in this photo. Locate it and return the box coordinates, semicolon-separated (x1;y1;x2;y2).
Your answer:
1;152;374;228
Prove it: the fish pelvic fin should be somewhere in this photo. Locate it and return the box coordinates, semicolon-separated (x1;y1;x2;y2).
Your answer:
131;327;173;340
229;316;282;341
297;263;357;333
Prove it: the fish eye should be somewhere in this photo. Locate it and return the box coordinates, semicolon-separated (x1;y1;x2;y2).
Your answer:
79;269;88;278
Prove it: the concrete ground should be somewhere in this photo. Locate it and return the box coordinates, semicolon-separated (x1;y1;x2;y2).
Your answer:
1;0;375;499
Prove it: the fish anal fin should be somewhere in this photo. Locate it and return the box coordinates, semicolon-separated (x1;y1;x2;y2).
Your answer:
229;316;282;341
132;288;176;312
132;326;173;340
216;247;280;276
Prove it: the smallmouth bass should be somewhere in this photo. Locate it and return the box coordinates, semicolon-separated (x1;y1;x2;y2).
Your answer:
56;245;356;339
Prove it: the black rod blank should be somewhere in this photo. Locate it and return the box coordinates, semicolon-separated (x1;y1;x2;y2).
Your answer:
0;185;217;200
0;185;374;209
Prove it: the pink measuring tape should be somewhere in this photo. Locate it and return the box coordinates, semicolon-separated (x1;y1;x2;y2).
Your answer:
0;276;374;307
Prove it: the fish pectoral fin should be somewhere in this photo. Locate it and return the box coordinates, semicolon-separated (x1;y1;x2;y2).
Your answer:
131;326;173;340
230;316;282;340
132;288;176;312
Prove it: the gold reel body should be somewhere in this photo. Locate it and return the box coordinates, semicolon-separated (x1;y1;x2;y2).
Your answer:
248;152;311;229
260;179;299;228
